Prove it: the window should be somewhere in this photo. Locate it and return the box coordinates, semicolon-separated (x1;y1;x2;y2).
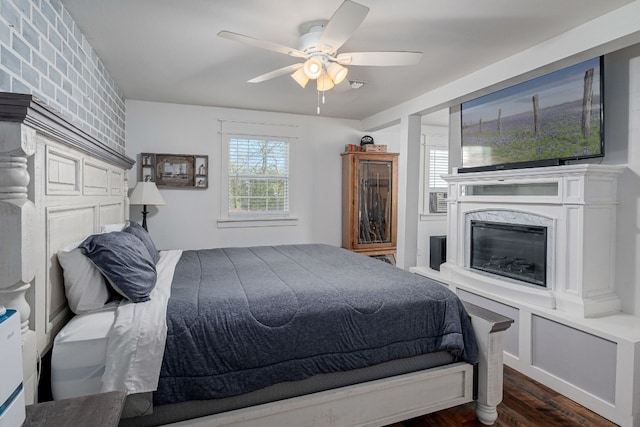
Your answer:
427;148;449;214
419;130;449;216
429;148;448;190
228;137;289;217
218;120;299;228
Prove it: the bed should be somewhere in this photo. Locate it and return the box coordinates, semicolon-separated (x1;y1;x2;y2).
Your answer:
0;93;512;427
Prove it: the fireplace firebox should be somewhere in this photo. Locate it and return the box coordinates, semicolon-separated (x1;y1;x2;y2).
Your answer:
470;220;547;287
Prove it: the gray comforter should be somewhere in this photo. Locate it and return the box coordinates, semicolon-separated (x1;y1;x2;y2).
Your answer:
154;244;477;405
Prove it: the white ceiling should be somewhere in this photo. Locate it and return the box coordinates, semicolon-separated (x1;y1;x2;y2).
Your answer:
60;0;633;122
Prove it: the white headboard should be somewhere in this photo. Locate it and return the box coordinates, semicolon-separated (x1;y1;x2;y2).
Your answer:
0;93;134;404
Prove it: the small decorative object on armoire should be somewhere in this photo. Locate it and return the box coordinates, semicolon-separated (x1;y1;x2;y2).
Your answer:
360;135;374;146
341;151;398;263
139;153;209;189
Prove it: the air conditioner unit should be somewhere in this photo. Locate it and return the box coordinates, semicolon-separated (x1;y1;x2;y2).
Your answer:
428;191;447;214
0;307;25;427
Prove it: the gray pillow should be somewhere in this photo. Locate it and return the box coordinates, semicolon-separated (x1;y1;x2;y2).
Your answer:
80;232;157;303
57;241;111;313
123;222;160;264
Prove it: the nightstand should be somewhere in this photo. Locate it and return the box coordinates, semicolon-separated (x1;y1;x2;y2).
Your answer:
24;391;126;427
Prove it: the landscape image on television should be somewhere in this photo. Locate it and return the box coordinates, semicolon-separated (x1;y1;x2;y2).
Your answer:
461;57;602;169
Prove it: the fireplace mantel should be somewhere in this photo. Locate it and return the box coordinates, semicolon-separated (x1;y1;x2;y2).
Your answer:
440;164;625;318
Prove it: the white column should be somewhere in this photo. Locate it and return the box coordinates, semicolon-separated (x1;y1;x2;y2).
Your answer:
397;114;421;269
0;122;38;403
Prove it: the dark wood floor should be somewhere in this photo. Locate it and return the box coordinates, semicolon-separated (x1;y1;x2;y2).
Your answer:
389;366;616;427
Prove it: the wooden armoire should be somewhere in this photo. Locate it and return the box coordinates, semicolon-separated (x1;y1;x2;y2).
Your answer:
341;152;398;263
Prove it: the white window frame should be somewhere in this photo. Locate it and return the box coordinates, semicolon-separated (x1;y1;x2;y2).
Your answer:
419;132;449;218
218;120;299;228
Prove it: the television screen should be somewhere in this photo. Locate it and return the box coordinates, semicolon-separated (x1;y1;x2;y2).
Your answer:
461;57;603;172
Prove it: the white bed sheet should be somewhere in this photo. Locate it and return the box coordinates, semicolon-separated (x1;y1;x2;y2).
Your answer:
101;249;182;395
51;249;182;399
51;304;117;399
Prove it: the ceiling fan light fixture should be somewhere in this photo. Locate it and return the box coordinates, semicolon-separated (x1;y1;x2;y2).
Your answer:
326;62;348;85
316;72;335;91
303;57;323;79
291;67;310;88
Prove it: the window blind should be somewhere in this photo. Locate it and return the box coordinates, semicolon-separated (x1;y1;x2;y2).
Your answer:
429;148;448;189
228;138;289;215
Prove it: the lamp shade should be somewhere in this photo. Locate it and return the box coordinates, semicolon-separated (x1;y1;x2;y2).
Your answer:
303;57;323;79
129;182;166;206
291;67;310;88
316;72;335;91
327;62;348;85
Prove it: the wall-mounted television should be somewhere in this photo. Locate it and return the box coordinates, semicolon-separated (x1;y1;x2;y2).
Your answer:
460;56;604;173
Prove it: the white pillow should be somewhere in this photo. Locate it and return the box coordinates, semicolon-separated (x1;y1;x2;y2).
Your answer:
57;240;111;314
100;222;128;233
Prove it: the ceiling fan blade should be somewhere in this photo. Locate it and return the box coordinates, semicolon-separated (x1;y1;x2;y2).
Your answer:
248;63;303;83
337;51;423;66
218;31;306;58
317;0;369;54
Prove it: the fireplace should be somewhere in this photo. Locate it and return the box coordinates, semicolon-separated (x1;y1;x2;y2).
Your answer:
470;220;547;287
436;164;623;316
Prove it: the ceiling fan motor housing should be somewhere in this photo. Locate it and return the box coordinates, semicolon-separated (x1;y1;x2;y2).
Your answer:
298;22;331;54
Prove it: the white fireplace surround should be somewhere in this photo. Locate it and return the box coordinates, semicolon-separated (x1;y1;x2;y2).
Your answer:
440;164;625;318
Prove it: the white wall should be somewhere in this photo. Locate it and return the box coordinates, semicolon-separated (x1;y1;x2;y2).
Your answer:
602;44;640;314
125;100;402;251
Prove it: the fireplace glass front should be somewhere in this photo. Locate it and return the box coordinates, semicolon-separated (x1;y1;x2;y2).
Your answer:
470;220;547;287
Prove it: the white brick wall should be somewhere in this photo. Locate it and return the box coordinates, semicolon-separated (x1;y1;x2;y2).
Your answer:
0;0;125;153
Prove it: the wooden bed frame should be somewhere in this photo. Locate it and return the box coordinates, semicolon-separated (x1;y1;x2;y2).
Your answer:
0;93;512;426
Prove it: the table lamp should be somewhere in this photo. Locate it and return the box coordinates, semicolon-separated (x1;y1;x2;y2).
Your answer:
129;181;166;231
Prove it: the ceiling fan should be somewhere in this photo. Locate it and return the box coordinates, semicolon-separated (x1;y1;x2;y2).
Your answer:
217;0;422;93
